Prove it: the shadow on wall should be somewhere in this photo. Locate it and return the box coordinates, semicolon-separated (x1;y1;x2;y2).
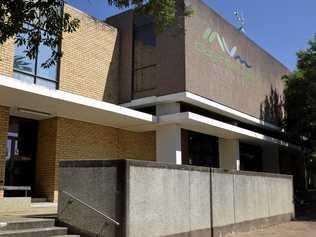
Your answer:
260;86;283;127
103;36;120;104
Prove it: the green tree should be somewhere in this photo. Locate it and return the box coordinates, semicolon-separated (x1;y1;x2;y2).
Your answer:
0;0;191;68
283;35;316;154
0;0;79;67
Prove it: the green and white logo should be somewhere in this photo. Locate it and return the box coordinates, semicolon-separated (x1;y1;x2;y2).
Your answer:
195;27;256;81
202;28;252;68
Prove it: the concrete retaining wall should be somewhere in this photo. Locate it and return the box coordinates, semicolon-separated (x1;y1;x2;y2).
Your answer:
211;170;294;236
58;160;294;237
128;165;211;237
58;161;125;237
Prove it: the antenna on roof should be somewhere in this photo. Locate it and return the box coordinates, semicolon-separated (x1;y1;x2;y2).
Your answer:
234;9;245;33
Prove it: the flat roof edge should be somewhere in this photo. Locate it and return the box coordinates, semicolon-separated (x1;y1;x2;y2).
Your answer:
0;75;157;124
121;91;281;131
160;112;299;150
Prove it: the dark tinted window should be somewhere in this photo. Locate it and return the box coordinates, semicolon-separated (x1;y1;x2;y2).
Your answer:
133;16;157;92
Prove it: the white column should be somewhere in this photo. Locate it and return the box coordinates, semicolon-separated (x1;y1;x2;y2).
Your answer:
155;102;182;164
156;125;182;164
262;144;279;173
156;102;180;115
219;138;240;170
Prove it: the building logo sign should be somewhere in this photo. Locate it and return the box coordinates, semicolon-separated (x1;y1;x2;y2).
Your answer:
195;27;256;80
202;28;252;68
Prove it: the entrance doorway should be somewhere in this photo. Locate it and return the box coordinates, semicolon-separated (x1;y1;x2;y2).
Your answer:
4;117;38;197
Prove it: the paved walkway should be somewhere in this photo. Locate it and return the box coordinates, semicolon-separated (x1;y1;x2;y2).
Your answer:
229;221;316;237
1;202;316;237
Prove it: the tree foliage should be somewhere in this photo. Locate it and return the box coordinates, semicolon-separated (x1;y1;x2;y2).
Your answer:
0;0;80;68
110;0;193;32
0;0;192;67
283;36;316;153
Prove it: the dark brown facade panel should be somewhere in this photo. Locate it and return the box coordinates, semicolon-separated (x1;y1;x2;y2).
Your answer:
185;0;289;122
108;0;289;124
107;11;135;104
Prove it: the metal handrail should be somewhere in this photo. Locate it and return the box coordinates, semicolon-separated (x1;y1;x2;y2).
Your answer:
62;191;120;226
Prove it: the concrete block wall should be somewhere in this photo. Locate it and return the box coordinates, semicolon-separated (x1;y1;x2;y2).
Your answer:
58;161;122;237
58;160;212;237
60;4;120;104
211;170;294;236
0;106;9;198
36;117;155;202
58;160;294;237
128;165;211;237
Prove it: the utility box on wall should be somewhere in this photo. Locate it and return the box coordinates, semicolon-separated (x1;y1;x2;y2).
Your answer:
58;159;294;237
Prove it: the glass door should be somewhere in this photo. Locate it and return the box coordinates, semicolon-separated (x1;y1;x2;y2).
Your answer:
4;118;38;197
5;134;19;188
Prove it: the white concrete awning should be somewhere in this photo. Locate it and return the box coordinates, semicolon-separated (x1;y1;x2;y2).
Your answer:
154;112;299;149
0;76;156;130
0;76;299;149
122;91;281;131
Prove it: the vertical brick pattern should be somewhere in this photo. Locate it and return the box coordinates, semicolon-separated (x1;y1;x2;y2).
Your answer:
0;39;14;77
60;5;120;104
0;106;9;198
36;117;155;202
36;118;58;201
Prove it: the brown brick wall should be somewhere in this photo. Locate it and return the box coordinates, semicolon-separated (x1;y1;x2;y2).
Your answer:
35;117;155;202
0;106;9;198
36;118;58;201
60;4;120;104
55;117;119;162
118;130;156;161
0;39;14;78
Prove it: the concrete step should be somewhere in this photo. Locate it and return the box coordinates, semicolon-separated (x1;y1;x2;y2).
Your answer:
52;235;80;237
31;202;57;208
0;226;67;237
0;218;55;231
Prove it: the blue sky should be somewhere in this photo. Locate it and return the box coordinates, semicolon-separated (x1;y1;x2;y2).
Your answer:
65;0;316;71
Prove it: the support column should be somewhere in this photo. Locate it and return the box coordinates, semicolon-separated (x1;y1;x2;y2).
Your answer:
156;102;180;115
0;106;9;198
262;144;279;173
156;125;182;164
156;102;182;164
219;138;240;170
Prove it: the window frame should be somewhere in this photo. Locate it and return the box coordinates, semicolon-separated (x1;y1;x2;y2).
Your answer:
133;18;157;93
13;23;61;90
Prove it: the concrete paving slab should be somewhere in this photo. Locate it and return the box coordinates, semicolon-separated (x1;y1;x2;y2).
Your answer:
227;221;316;237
